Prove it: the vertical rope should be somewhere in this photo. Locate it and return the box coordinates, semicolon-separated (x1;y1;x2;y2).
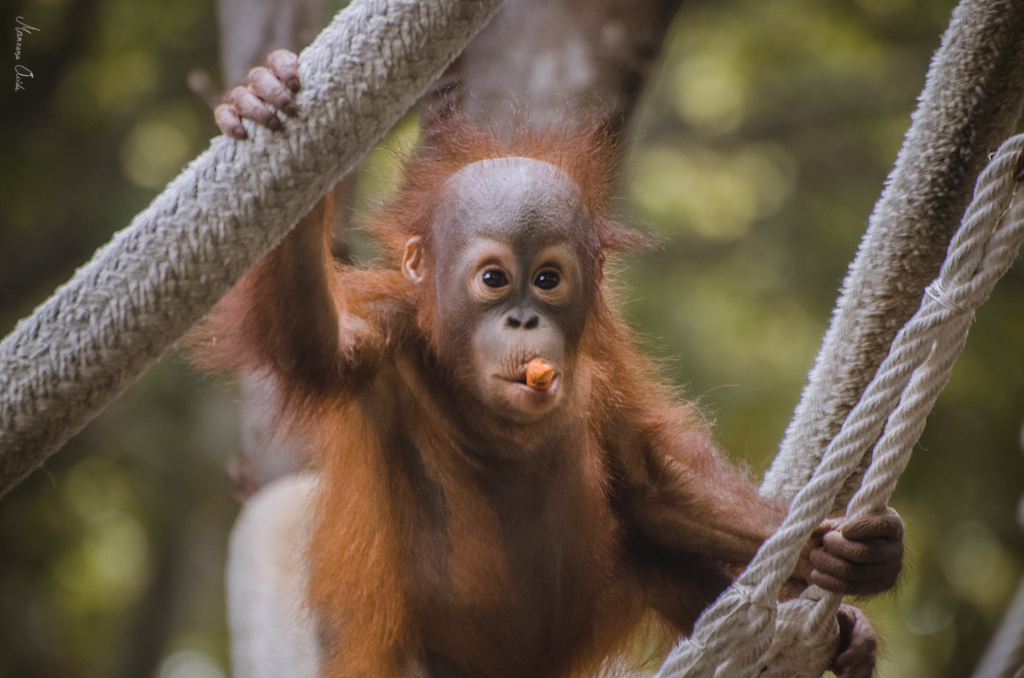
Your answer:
762;0;1024;509
656;136;1024;678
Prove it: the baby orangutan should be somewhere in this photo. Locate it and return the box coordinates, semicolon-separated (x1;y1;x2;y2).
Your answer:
200;51;903;678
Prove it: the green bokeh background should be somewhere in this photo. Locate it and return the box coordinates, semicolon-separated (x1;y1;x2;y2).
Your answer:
3;0;1024;676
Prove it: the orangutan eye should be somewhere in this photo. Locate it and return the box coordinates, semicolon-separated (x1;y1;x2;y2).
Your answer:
534;271;560;290
482;270;509;288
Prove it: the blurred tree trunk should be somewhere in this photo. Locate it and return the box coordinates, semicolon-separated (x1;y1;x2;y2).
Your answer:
428;0;683;136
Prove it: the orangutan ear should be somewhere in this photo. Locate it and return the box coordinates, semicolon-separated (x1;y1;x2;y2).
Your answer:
402;237;427;284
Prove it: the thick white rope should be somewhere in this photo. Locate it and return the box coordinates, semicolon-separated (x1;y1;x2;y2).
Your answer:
655;136;1024;678
0;0;504;497
762;0;1024;508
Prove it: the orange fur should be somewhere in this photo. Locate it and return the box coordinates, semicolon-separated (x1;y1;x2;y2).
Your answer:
189;116;800;678
310;397;415;677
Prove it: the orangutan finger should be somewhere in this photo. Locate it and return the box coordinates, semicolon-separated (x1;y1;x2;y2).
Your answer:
215;103;247;139
840;507;904;542
823;529;904;565
811;548;900;583
809;569;896;596
229;86;282;131
268;49;300;93
248;66;297;116
810;517;844;543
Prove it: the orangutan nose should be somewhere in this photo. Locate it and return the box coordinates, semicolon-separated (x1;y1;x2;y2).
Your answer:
505;311;540;330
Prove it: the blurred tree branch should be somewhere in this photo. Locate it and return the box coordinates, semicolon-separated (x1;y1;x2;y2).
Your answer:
431;0;683;135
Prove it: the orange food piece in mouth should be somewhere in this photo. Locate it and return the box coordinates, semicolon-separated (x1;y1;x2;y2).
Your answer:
526;359;555;391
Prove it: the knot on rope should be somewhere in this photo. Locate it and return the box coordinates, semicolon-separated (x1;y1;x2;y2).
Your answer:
656;584;779;678
924;279;968;315
756;592;838;678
